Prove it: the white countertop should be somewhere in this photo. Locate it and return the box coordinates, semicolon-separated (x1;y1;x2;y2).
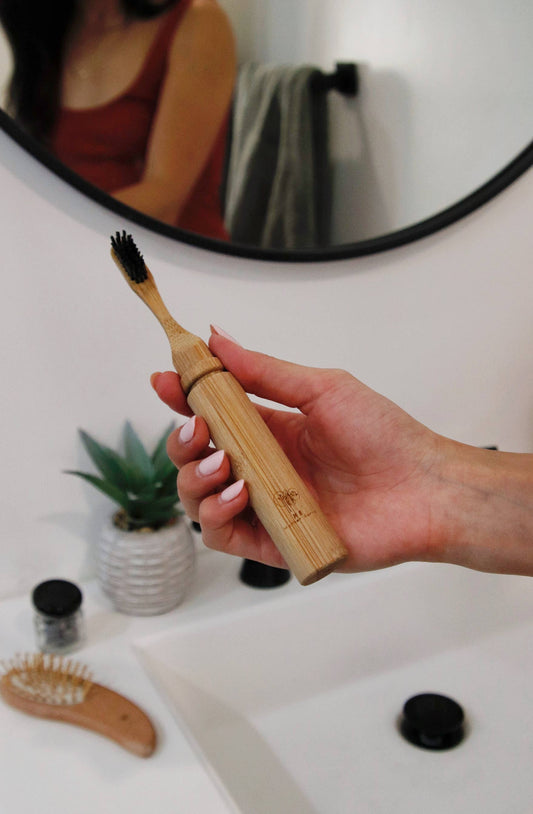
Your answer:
0;543;306;814
3;541;532;814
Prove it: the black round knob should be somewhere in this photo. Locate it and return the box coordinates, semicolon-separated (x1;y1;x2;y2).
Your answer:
239;559;291;589
400;693;465;750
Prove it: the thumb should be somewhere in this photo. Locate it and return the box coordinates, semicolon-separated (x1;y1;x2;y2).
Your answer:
208;331;329;413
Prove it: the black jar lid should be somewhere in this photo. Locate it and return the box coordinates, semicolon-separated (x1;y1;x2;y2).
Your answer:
32;579;83;617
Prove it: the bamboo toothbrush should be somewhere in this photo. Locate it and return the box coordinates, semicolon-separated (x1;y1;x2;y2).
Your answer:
0;653;156;757
110;231;348;586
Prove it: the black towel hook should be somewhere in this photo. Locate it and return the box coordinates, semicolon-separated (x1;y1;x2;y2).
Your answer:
311;62;359;97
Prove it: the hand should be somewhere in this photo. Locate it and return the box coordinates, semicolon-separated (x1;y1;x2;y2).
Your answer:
151;331;446;572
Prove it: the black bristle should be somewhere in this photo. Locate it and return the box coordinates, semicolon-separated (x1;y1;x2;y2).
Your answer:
111;231;148;283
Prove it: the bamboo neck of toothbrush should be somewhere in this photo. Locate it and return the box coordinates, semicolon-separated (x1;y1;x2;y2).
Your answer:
110;231;347;585
110;234;224;392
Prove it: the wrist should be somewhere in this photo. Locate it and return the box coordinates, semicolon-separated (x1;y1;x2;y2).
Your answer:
427;438;533;575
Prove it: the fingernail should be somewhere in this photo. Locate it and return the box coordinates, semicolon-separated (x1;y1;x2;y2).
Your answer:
150;372;161;390
219;479;245;503
179;415;196;443
210;324;241;344
197;449;225;477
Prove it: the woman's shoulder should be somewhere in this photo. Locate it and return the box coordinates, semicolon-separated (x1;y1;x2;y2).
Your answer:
188;0;229;14
171;0;234;43
168;0;235;68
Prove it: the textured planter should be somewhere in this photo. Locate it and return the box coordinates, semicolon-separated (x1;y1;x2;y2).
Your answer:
96;515;195;616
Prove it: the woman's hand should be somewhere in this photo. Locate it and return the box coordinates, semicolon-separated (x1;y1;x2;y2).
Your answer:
152;331;533;576
151;331;449;572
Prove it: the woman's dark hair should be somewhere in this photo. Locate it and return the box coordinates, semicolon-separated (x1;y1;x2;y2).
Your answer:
0;0;179;142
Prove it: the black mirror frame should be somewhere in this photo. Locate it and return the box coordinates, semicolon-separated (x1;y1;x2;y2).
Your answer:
1;107;531;263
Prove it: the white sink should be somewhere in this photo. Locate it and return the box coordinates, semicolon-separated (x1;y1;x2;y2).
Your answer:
136;563;533;813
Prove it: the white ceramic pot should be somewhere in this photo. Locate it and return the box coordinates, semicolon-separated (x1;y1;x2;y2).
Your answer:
96;516;195;615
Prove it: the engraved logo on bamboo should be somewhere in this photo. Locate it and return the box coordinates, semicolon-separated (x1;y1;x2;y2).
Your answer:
274;489;312;528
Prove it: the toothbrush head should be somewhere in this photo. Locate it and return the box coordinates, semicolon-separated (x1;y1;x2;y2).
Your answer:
110;231;182;334
111;231;148;284
109;230;222;390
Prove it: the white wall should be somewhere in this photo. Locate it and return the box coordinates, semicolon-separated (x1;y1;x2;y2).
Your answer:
0;128;531;600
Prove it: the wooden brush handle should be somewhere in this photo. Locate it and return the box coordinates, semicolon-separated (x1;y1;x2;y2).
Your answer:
186;368;348;585
72;683;156;757
0;677;156;758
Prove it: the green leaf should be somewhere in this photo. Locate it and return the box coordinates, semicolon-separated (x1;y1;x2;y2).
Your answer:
130;495;178;520
120;462;150;495
78;430;130;490
66;470;131;512
151;422;176;476
67;423;182;528
153;454;177;487
134;480;157;496
146;494;180;511
157;461;178;493
123;422;155;482
133;506;179;528
156;457;178;489
127;512;178;531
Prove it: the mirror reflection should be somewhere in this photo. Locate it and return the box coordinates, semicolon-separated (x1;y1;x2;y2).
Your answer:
0;0;236;241
0;1;532;254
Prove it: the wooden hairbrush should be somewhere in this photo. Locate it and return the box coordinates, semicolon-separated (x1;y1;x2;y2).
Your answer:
0;653;156;757
110;231;348;585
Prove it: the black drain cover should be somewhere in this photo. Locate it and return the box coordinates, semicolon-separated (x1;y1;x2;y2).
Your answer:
400;693;465;750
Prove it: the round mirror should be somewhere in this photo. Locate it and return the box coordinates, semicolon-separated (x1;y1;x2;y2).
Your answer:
1;0;532;262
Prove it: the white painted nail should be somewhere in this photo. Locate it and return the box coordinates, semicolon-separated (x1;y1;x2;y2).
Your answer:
210;324;241;344
219;479;245;503
179;415;196;443
197;449;225;477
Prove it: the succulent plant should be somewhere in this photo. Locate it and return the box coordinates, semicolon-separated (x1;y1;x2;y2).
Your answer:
67;422;181;531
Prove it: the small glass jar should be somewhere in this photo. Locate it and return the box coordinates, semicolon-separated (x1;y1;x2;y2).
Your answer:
32;579;85;654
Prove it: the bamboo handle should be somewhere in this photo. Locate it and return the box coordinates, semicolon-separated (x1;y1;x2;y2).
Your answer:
109;235;346;584
187;370;348;585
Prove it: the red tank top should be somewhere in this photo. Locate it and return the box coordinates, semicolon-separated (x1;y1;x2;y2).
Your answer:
51;0;229;241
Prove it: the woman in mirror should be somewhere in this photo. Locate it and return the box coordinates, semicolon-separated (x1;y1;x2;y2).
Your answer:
0;0;236;239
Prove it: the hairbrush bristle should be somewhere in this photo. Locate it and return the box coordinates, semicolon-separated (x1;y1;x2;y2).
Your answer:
1;653;93;706
111;231;148;283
